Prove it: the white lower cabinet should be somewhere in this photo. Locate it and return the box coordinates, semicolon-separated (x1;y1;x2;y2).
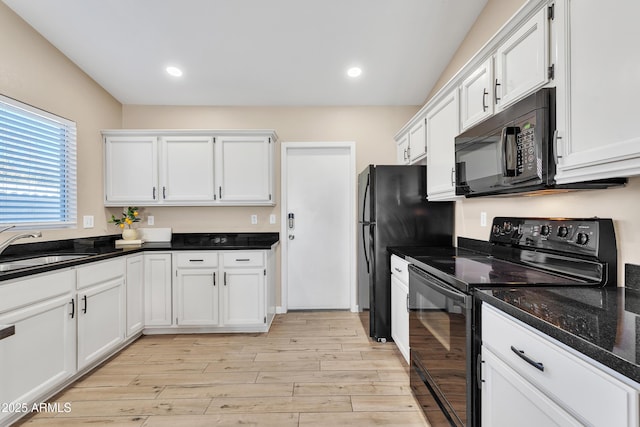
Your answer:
175;252;220;326
0;270;76;427
482;304;640;427
76;259;125;371
173;251;267;330
222;267;265;327
390;255;409;364
144;253;173;326
126;254;144;337
482;348;583;427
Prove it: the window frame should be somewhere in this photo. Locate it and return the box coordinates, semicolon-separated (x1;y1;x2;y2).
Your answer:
0;94;77;230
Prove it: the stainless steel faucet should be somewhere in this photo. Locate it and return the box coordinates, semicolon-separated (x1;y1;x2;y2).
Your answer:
0;226;42;255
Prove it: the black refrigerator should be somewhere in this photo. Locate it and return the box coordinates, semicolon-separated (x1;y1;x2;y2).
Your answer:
357;165;454;342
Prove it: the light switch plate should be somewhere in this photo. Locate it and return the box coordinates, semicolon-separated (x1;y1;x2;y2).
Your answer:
480;212;487;227
251;214;258;225
269;214;276;224
147;215;154;226
83;215;94;228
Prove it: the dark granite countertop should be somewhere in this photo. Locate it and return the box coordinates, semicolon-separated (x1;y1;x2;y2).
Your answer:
0;232;279;282
476;287;640;384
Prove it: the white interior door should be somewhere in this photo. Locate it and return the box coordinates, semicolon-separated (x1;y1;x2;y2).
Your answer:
282;143;355;311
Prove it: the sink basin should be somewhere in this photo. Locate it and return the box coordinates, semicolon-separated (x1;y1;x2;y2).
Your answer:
0;254;93;272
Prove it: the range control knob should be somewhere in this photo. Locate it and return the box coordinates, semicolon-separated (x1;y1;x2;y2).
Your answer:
557;226;569;238
540;225;551;236
576;233;589;245
503;222;513;233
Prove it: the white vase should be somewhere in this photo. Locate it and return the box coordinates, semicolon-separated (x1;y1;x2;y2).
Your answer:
122;228;139;240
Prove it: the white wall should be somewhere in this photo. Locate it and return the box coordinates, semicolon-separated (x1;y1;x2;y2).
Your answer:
0;2;122;241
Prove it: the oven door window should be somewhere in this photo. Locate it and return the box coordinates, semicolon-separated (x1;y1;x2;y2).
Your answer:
409;271;469;426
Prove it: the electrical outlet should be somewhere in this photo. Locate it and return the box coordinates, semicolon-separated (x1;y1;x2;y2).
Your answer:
147;215;155;226
269;214;276;224
480;212;487;227
82;215;94;228
251;214;258;225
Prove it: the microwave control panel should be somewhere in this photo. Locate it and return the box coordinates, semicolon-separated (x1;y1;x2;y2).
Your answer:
513;125;541;182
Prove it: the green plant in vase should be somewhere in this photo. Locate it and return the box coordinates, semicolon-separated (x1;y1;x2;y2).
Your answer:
110;207;141;240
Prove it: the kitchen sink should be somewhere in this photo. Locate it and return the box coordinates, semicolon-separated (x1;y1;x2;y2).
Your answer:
0;254;94;272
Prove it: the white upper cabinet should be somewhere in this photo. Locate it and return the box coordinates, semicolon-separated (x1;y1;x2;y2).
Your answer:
217;135;273;203
495;7;549;110
460;58;494;130
395;118;426;165
554;0;640;183
426;90;460;201
397;132;410;165
160;136;215;202
408;118;427;163
104;135;158;204
103;130;276;206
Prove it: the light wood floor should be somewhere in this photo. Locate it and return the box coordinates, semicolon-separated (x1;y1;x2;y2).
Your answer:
16;311;429;426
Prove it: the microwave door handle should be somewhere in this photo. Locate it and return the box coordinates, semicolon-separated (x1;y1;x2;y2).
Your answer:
500;127;508;177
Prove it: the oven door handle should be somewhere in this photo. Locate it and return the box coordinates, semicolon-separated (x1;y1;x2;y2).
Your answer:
408;265;466;304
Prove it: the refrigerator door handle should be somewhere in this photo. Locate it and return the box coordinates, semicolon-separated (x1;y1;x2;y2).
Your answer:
361;173;370;223
362;224;370;274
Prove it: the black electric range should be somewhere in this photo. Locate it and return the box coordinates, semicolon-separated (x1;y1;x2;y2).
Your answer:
404;217;618;427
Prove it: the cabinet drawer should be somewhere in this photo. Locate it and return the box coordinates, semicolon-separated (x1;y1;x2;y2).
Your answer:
77;258;125;290
222;251;264;268
390;255;409;284
482;304;638;426
0;270;75;314
175;252;218;268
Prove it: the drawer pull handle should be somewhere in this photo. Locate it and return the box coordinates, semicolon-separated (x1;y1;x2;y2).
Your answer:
511;346;544;372
235;258;250;262
394;267;402;273
189;259;204;262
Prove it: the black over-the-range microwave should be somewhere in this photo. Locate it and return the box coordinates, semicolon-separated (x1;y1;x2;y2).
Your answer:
454;88;626;197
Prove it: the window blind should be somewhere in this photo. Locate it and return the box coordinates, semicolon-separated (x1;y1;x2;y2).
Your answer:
0;95;77;228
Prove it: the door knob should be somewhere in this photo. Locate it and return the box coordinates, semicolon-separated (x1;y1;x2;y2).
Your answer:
289;235;295;240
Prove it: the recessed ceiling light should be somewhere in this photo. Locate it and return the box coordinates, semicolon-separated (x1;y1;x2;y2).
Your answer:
166;66;183;77
347;67;362;78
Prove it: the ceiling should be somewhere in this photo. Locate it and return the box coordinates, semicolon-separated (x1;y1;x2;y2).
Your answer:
3;0;487;106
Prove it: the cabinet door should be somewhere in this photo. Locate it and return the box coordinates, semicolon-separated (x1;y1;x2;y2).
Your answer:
144;253;172;326
77;280;125;370
426;90;459;200
482;348;584;427
396;133;410;165
408;118;427;163
0;294;75;424
495;7;548;110
221;269;265;326
390;275;409;364
555;0;640;183
460;58;493;130
217;135;272;203
160;136;215;202
104;136;158;204
126;255;144;337
175;269;219;326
